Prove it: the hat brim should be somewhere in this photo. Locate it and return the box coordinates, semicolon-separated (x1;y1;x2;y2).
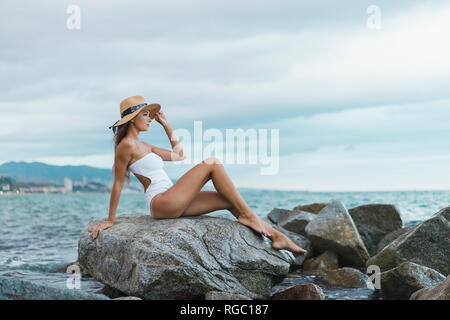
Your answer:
112;104;161;128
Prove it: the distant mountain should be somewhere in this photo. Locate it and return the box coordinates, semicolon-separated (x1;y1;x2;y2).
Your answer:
0;161;115;185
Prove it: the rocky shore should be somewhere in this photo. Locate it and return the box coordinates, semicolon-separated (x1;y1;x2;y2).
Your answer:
2;201;448;300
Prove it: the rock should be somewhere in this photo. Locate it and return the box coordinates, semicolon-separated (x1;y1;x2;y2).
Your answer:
305;201;370;268
267;208;292;224
263;217;313;267
205;291;252;300
271;283;325;300
303;251;339;275
0;276;109;300
113;296;142;300
375;227;411;255
367;206;450;275
410;275;450;300
278;211;316;236
380;262;445;300
349;204;403;256
293;203;328;214
78;214;293;300
405;220;422;228
322;267;372;289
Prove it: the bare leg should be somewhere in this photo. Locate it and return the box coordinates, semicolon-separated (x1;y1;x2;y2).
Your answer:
204;159;274;237
152;157;306;253
152;157;270;236
180;190;307;254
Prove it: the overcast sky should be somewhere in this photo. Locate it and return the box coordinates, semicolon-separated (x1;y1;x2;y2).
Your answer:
1;0;449;191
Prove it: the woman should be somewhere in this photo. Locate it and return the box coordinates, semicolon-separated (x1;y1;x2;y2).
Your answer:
92;96;306;254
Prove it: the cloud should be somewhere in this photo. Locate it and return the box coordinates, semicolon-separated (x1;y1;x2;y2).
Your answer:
1;0;449;190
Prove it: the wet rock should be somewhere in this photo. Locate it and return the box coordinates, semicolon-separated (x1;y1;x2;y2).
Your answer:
278;211;316;236
303;251;339;275
375;227;411;255
410;275;450;300
271;283;325;300
78;214;293;300
0;275;109;300
305;201;370;268
322;267;372;289
205;291;252;300
349;204;403;256
267;208;292;224
380;262;445;300
367;206;450;275
293;203;328;214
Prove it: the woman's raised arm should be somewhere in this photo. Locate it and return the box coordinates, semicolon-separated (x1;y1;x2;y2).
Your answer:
152;110;185;161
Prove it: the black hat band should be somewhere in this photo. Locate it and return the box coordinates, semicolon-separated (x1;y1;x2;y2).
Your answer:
109;103;148;129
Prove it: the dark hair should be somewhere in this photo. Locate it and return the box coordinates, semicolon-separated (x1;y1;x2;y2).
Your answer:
112;122;131;186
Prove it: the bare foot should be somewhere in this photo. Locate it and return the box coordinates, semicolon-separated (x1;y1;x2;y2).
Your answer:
238;214;271;238
271;232;307;255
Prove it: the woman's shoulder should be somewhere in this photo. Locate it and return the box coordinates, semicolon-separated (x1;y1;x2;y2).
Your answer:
115;139;136;159
117;139;153;157
117;138;134;150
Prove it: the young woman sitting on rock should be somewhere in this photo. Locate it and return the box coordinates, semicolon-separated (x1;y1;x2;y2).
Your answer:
91;96;306;254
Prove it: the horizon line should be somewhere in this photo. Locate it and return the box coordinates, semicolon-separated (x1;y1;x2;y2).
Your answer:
2;160;450;193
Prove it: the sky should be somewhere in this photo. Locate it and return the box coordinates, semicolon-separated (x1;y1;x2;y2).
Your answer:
1;0;449;191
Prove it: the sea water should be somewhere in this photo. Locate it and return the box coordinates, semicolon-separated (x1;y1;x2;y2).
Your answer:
0;189;448;299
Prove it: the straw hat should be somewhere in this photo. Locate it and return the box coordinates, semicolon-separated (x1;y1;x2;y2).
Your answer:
109;96;161;129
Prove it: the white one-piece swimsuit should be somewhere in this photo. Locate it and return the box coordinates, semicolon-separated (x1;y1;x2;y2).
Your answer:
128;152;174;214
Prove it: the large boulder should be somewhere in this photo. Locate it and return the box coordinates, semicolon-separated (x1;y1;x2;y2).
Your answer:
278;211;316;236
305;201;370;268
366;206;450;275
205;291;252;300
349;204;403;256
380;262;445;300
293;203;328;214
375;227;411;255
78;214;293;300
410;275;450;300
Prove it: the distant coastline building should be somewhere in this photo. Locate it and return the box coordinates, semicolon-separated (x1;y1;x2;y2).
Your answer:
64;177;73;193
0;176;12;193
0;175;111;195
